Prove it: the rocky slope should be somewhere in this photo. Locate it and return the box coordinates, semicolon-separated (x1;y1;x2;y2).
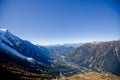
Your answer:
66;40;120;75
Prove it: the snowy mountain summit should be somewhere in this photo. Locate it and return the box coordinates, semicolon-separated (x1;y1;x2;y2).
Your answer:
0;28;14;46
0;28;10;36
0;29;8;32
0;28;9;35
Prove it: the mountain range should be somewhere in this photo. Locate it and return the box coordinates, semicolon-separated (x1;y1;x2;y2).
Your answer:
0;29;120;79
66;40;120;75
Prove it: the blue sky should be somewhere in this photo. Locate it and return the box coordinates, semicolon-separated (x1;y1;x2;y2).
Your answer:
0;0;120;45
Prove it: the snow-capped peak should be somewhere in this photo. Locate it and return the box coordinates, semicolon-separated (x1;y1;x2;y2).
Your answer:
0;29;8;32
0;29;13;46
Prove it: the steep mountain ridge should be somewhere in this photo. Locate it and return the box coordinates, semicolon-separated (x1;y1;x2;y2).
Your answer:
0;29;51;66
66;40;120;75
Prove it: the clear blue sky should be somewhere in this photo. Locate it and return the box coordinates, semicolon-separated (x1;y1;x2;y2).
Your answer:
0;0;120;45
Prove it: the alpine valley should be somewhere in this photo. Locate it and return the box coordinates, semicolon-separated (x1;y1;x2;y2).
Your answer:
0;29;120;80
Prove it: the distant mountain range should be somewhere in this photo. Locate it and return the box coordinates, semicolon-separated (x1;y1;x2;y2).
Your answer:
0;29;120;79
44;45;75;56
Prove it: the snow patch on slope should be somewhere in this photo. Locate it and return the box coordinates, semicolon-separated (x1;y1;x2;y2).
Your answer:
27;57;35;63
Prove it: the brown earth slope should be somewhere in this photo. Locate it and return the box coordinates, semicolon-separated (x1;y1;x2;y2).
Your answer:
59;72;120;80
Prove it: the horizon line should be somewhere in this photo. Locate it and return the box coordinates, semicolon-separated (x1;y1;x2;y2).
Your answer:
31;39;120;46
